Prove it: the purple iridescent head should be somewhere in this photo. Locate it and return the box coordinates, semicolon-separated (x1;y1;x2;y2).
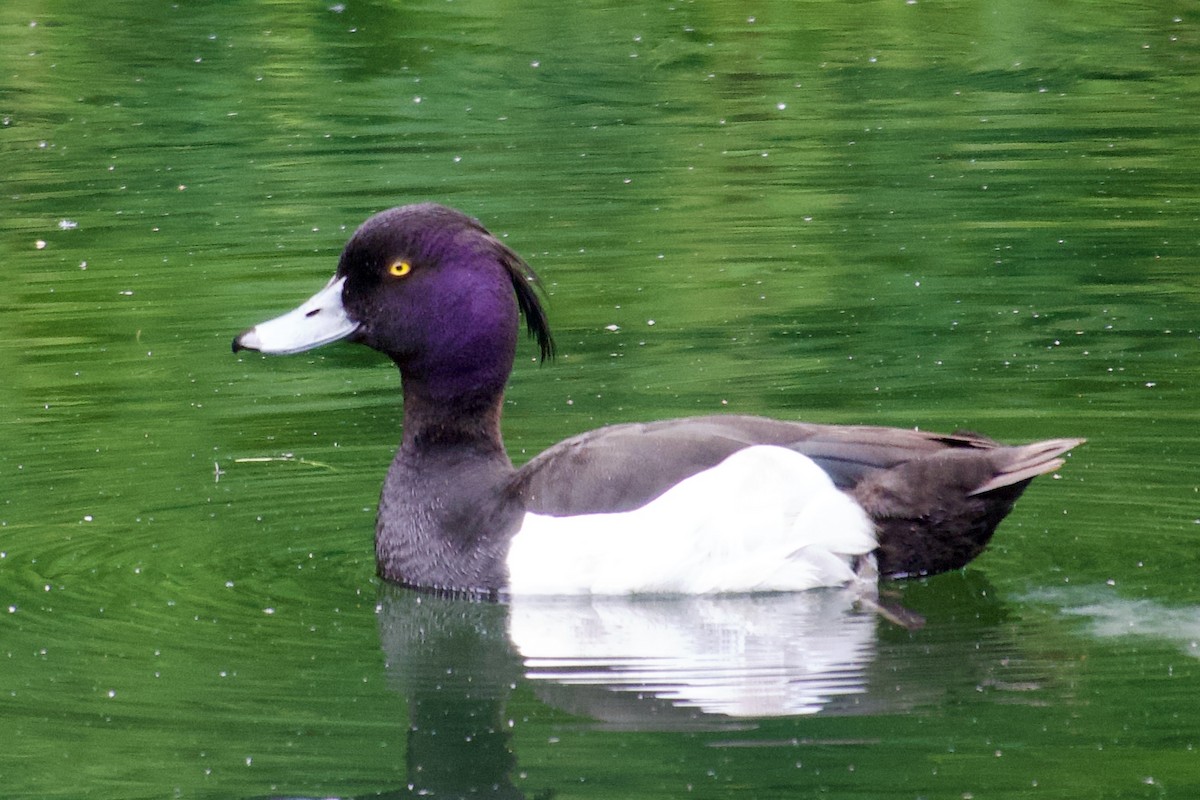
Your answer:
233;203;554;401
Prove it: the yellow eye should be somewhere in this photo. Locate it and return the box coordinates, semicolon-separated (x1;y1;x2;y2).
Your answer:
388;260;412;277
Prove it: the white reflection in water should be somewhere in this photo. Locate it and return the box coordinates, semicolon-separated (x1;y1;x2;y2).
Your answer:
509;590;875;717
1029;586;1200;658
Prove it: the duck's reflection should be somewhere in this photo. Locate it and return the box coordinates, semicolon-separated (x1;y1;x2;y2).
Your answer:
369;574;1032;798
376;588;878;796
509;589;875;720
262;576;1042;799
376;591;524;798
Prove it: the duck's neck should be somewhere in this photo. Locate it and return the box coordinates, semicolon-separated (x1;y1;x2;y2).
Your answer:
397;370;511;466
378;368;519;595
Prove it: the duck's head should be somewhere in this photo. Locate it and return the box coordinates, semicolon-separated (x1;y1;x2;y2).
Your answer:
233;203;554;400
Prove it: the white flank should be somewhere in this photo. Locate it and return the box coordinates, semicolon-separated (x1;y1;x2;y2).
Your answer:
506;445;876;595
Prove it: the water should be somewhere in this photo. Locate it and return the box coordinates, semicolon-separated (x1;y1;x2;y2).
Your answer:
3;0;1199;797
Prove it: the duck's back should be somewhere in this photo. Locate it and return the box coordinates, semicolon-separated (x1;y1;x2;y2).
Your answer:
514;414;987;512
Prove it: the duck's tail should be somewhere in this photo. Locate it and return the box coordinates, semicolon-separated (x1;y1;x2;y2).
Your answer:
859;436;1085;579
969;438;1086;496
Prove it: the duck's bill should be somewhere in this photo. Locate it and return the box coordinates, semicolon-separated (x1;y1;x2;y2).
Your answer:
232;275;359;355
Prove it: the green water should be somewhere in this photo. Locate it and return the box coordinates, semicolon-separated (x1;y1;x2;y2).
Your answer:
3;0;1199;797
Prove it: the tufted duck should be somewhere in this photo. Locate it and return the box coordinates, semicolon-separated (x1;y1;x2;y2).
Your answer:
233;203;1082;596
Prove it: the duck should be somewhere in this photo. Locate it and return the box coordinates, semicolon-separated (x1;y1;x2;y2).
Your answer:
232;203;1082;597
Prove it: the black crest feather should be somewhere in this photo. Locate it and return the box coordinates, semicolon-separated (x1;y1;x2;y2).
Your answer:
491;238;555;362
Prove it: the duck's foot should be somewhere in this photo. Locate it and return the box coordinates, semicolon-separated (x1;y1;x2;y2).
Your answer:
851;555;925;629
